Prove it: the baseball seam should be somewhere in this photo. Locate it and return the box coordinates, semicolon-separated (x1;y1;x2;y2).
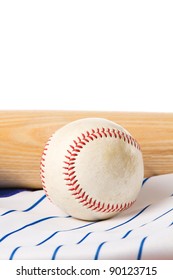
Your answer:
40;136;53;201
62;127;140;214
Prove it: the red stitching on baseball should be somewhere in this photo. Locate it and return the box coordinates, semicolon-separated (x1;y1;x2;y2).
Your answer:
63;127;140;213
40;137;53;202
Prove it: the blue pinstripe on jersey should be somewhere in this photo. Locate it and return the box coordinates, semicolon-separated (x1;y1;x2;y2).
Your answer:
94;242;107;260
137;237;147;260
0;173;172;260
0;216;58;243
106;205;150;231
1;194;46;216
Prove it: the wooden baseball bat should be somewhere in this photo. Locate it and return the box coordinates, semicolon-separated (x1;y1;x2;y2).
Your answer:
0;110;173;189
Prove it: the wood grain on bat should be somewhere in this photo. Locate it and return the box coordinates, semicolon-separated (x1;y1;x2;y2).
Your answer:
0;110;173;189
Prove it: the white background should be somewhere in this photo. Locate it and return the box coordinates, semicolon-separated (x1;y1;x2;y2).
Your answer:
0;1;173;112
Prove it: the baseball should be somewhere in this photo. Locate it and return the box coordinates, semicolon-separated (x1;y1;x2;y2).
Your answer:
40;118;144;221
